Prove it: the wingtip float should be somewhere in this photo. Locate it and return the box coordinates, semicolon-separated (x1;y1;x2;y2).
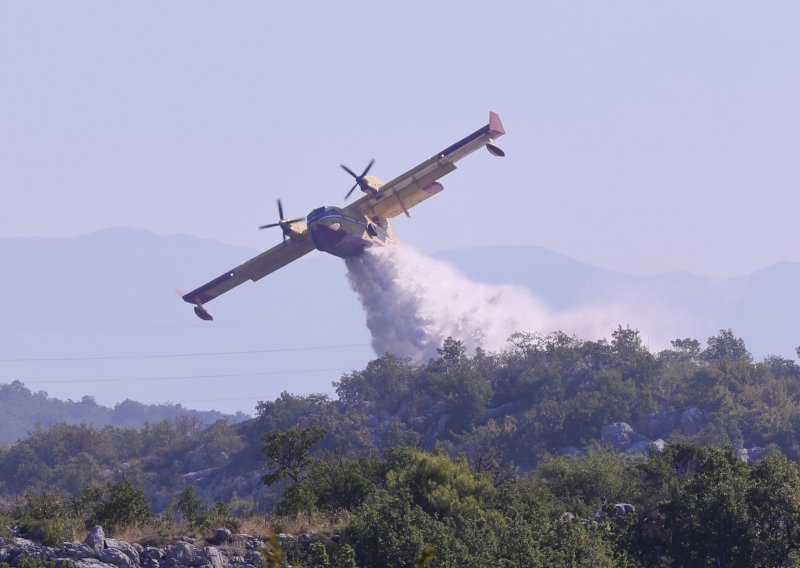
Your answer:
180;112;506;320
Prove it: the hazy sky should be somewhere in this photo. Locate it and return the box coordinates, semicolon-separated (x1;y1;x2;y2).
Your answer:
2;2;799;278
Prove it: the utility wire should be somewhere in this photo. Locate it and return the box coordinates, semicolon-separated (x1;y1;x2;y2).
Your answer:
0;315;360;334
18;368;346;385
0;343;369;362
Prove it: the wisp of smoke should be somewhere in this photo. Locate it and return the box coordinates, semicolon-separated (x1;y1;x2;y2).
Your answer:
345;245;640;362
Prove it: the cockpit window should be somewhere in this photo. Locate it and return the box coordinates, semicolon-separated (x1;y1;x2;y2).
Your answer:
307;206;340;223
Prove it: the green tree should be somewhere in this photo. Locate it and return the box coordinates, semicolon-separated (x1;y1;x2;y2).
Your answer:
703;328;752;364
262;426;326;486
534;450;637;519
345;489;473;568
647;445;751;567
170;485;208;529
747;454;800;567
386;448;496;522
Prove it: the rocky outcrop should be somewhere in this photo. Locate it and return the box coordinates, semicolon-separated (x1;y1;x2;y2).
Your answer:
0;526;271;568
680;407;708;436
601;422;667;455
635;407;709;439
601;422;650;451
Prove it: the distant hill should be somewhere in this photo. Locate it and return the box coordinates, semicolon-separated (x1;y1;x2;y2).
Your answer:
0;380;246;444
0;230;796;425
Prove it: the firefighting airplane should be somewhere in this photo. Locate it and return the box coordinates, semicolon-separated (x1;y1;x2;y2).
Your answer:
181;112;506;320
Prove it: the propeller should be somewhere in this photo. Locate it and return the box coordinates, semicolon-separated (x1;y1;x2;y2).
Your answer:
259;199;304;243
342;158;376;199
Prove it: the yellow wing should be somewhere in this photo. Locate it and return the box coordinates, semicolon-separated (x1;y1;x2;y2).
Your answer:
182;236;315;310
345;112;505;220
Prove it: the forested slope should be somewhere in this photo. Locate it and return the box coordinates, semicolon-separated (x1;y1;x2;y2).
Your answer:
2;327;800;566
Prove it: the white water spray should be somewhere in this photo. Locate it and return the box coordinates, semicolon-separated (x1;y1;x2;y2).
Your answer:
346;245;642;362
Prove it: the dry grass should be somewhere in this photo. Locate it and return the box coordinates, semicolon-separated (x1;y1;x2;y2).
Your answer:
99;522;202;547
236;516;273;537
77;511;352;547
96;525;165;545
266;511;351;537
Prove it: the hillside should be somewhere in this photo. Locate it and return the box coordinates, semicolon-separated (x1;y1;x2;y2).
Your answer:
2;330;800;566
2;328;799;507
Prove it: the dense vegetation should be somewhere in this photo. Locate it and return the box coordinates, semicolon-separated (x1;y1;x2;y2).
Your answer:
2;328;800;566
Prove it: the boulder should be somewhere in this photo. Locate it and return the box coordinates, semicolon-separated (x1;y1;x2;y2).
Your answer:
56;543;96;560
625;438;667;455
84;526;106;553
0;546;16;564
99;548;134;568
105;540;140;566
165;541;203;567
72;560;118;568
142;547;165;561
602;422;650;451
680;407;708;436
203;546;226;568
651;438;667;453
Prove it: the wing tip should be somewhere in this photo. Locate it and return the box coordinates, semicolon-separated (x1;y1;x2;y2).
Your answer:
489;111;505;137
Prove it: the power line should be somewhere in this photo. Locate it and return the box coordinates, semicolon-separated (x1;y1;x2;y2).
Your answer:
0;315;360;334
17;368;345;385
0;343;369;363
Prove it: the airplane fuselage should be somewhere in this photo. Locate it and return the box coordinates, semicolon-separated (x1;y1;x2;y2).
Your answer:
305;205;396;259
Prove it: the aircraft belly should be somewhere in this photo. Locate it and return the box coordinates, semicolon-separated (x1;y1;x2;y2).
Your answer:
310;224;373;259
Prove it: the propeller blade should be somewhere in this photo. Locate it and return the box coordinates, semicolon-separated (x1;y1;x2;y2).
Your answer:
287;217;305;224
259;222;281;229
361;158;375;177
345;183;358;200
277;198;284;220
341;164;358;179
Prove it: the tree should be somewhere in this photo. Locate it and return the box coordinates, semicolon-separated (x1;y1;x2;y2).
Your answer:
262;426;326;485
534;450;637;519
669;338;702;361
170;485;208;529
746;454;800;567
654;445;752;567
703;328;752;363
334;353;414;410
386;448;496;522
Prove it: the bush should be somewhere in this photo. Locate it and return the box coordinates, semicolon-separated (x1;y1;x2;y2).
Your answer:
20;518;82;547
89;479;153;534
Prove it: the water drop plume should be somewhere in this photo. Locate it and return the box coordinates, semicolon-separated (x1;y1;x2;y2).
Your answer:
345;245;630;362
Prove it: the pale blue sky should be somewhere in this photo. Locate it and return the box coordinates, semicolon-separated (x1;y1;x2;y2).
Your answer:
2;1;799;277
